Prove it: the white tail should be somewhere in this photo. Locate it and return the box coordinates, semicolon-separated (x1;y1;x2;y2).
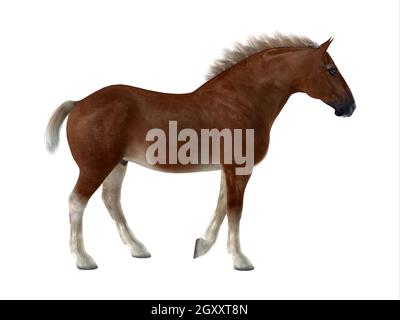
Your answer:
45;100;75;153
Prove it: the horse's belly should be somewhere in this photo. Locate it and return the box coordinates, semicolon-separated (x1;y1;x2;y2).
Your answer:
123;155;221;173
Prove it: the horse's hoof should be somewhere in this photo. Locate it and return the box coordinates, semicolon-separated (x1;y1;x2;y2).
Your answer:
76;255;98;270
233;264;255;271
131;247;151;258
232;253;254;271
131;252;151;258
193;238;211;258
77;264;98;270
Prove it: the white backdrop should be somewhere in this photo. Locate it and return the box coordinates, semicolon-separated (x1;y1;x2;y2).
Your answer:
0;0;398;299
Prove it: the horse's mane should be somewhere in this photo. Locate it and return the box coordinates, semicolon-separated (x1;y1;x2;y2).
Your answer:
206;33;318;80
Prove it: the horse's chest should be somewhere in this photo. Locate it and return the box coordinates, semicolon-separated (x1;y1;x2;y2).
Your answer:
253;129;270;164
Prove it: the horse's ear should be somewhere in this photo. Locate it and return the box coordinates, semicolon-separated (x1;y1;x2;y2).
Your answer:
316;38;333;57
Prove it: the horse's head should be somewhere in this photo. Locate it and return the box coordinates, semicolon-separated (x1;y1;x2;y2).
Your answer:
298;38;356;117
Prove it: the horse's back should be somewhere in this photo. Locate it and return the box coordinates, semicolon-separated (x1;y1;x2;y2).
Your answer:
66;84;199;171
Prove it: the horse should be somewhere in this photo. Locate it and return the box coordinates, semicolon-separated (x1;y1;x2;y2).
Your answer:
45;34;355;271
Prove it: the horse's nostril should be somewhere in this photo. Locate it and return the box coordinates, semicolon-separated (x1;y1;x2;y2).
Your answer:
335;108;344;116
348;102;356;115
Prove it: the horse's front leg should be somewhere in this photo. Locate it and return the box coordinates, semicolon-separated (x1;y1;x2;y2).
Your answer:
225;168;254;271
194;171;227;258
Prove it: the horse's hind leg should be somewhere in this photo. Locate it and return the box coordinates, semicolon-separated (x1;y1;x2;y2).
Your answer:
69;169;112;270
194;171;227;258
102;162;151;258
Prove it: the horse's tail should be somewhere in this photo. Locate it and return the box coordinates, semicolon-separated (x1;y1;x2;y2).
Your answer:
45;100;75;153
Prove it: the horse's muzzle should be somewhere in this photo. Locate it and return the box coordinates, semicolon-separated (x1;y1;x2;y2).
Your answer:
334;101;356;117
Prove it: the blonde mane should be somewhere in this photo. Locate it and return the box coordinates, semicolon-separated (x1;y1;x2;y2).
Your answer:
206;33;318;80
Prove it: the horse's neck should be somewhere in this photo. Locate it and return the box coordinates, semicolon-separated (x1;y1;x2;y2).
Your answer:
202;56;294;128
260;83;292;129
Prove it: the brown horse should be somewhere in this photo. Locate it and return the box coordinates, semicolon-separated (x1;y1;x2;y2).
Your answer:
45;34;355;271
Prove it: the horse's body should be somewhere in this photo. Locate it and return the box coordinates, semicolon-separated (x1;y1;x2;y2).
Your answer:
46;34;355;270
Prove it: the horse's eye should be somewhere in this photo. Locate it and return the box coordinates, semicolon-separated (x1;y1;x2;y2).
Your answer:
327;65;338;76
